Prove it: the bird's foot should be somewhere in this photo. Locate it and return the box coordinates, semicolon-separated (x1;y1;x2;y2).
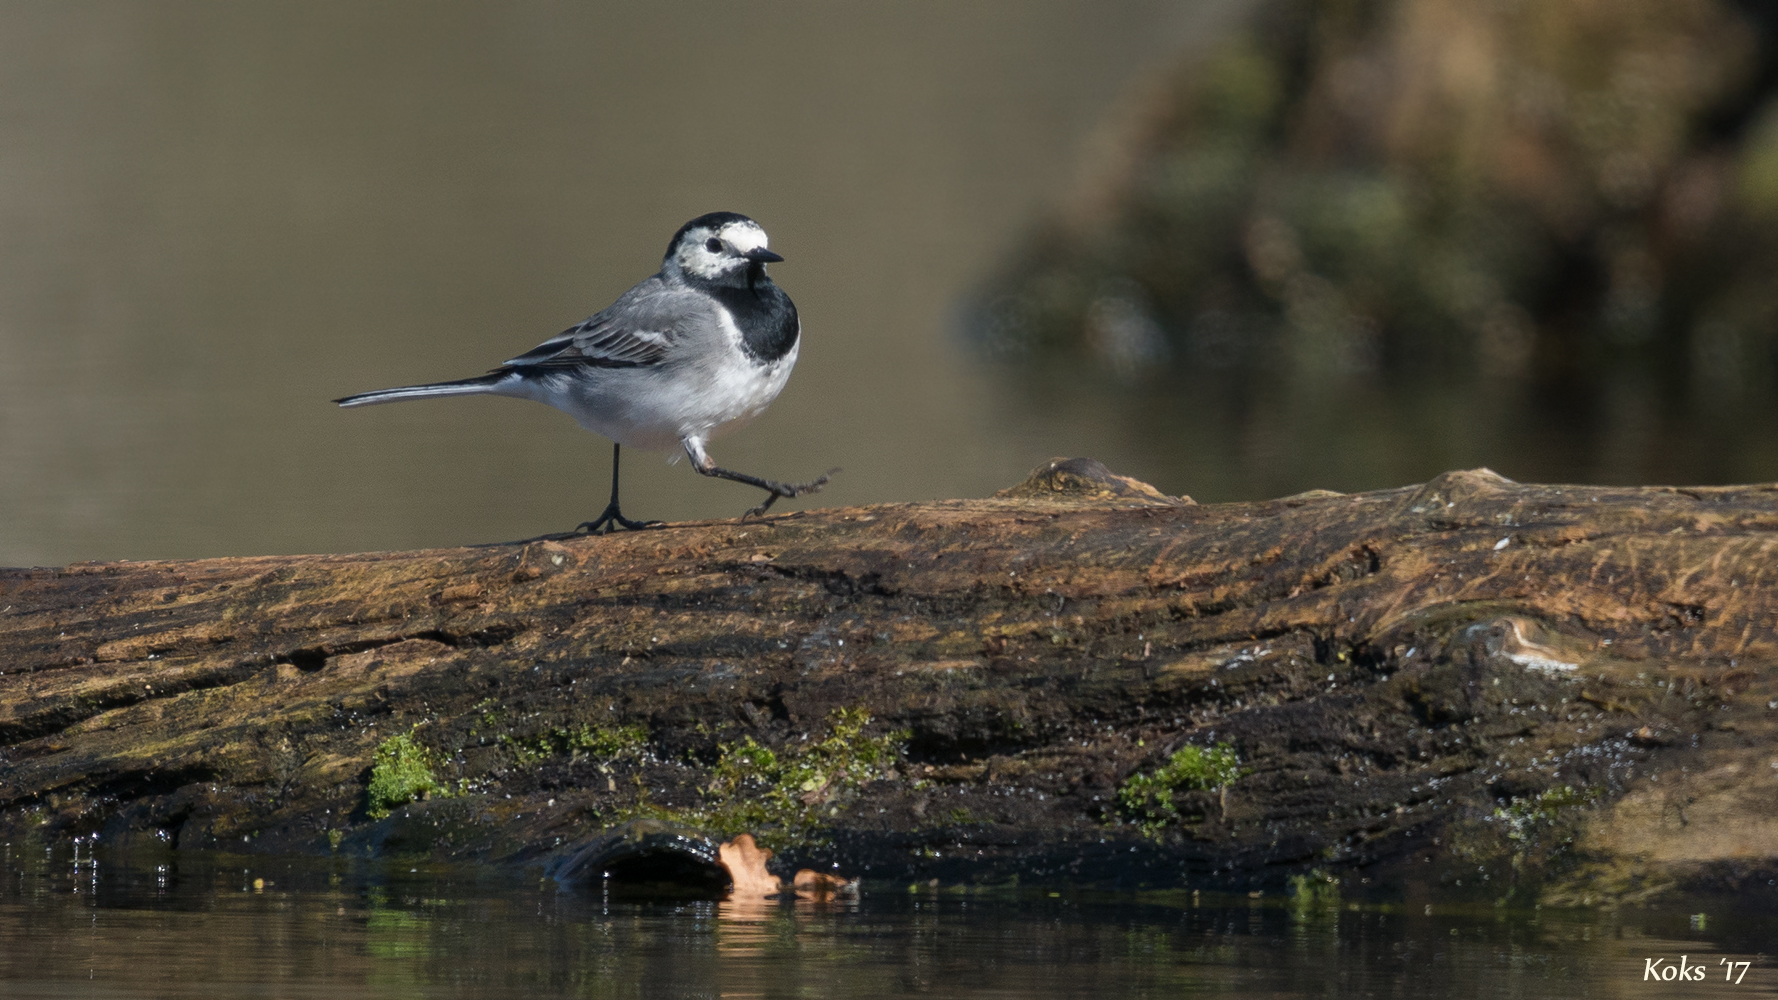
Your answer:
741;468;840;519
576;502;664;535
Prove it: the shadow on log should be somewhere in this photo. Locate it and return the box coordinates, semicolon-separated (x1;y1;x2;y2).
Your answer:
4;460;1777;906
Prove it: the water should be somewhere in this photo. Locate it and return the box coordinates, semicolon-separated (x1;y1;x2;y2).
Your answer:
7;4;1778;571
3;845;1772;999
0;2;1243;568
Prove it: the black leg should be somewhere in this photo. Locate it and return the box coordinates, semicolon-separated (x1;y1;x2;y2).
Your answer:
577;442;663;534
694;462;837;518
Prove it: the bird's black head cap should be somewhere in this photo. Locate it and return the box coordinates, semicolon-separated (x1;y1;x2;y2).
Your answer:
666;212;758;260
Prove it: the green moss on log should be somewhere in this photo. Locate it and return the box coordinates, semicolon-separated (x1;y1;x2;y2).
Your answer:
366;729;452;819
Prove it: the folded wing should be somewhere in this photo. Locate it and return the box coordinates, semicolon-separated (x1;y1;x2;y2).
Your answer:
504;278;708;370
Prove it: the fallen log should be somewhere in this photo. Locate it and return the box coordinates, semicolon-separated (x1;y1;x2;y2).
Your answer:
3;460;1776;905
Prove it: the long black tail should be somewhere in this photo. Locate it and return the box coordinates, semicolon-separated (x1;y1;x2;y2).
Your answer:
334;371;511;407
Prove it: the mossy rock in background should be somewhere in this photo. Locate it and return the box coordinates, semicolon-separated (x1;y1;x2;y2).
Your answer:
968;0;1778;494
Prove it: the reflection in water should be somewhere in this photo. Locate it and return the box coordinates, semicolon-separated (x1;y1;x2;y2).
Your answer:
2;845;1773;998
717;893;781;956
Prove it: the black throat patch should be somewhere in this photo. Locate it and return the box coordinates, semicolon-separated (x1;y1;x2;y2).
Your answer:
708;272;799;365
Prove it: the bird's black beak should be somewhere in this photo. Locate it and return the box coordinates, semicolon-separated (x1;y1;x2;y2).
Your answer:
743;247;784;263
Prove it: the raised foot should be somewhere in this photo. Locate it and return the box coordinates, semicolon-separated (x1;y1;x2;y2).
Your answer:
742;468;840;519
576;502;664;535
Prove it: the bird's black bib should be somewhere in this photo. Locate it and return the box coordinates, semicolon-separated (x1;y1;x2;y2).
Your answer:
711;274;799;365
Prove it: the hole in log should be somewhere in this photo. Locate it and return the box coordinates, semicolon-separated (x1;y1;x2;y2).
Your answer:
601;852;731;896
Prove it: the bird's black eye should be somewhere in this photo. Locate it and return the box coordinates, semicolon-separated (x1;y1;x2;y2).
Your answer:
705;238;723;253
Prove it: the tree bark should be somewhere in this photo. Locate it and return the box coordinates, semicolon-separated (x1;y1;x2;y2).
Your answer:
3;460;1775;903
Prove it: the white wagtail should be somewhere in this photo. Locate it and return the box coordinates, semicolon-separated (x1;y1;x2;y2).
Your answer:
335;212;832;532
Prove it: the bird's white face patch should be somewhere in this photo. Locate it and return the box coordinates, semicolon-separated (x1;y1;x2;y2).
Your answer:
674;221;771;280
721;221;769;256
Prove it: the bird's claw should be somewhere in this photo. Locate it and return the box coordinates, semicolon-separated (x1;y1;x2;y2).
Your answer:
576;505;664;535
739;468;840;519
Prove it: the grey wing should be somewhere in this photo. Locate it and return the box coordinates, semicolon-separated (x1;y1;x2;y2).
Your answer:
502;277;710;370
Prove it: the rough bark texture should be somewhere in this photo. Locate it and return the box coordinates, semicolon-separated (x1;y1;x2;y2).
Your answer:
3;460;1776;904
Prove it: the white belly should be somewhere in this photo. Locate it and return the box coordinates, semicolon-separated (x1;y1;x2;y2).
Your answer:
515;339;799;455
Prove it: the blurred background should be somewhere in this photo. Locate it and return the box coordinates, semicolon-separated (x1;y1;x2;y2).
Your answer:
3;0;1776;567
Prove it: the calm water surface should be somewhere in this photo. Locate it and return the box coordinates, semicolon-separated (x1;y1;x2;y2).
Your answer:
6;4;1777;569
3;846;1772;999
0;2;1239;567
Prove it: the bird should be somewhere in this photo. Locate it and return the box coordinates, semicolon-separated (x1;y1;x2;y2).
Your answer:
334;212;832;532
